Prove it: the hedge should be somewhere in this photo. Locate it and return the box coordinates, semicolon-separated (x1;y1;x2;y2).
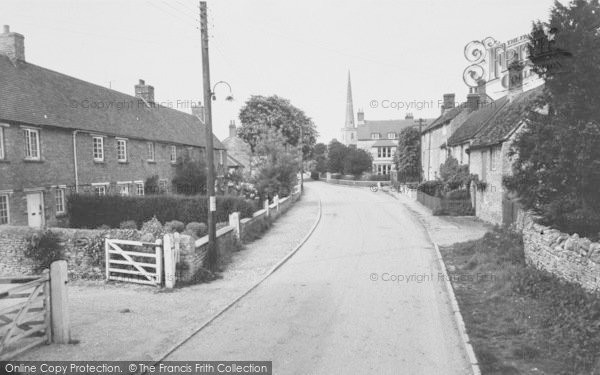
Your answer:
67;194;258;229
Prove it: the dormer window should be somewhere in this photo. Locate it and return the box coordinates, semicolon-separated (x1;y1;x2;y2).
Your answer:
387;132;396;139
371;133;381;140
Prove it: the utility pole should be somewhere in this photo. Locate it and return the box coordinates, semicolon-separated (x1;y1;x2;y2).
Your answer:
415;118;425;183
200;1;217;270
300;126;304;190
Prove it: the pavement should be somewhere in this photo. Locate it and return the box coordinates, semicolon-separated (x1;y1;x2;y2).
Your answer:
165;182;474;374
16;186;320;361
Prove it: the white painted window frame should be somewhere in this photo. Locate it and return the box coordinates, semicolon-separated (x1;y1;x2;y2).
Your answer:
0;194;9;225
117;138;127;162
55;188;66;214
23;128;40;160
93;136;104;162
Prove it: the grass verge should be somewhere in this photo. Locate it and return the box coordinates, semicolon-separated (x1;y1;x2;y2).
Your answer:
441;227;600;374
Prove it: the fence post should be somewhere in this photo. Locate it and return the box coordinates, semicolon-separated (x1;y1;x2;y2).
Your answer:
155;239;163;286
104;239;110;281
229;212;241;239
264;199;270;218
42;269;51;344
50;260;70;344
163;234;175;289
274;195;279;212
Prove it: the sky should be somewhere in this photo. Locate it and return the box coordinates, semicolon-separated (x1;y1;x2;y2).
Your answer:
0;0;561;143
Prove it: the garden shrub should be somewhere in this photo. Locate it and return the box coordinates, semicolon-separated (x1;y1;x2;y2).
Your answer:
24;229;65;272
67;194;257;229
310;171;320;180
164;220;185;233
417;180;443;196
445;189;470;200
119;220;138;230
140;217;164;239
185;222;207;237
330;173;341;179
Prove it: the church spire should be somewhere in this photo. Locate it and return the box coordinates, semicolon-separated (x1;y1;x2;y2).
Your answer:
345;71;355;129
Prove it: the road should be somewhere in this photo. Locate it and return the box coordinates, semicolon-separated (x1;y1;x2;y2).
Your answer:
166;182;471;374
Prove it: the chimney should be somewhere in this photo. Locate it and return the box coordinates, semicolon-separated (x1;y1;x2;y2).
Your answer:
134;79;155;103
508;60;524;102
191;102;204;120
476;79;487;104
442;93;455;114
405;112;414;120
0;25;25;61
466;88;480;111
229;120;237;138
357;109;365;125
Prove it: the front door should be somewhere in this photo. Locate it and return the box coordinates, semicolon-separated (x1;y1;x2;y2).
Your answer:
26;192;44;228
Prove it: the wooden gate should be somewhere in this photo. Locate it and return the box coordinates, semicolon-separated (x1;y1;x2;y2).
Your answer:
0;273;51;360
105;239;163;286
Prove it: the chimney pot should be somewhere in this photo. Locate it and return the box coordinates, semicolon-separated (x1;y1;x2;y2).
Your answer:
135;79;154;103
3;25;9;34
229;120;237;138
0;25;25;61
442;93;455;113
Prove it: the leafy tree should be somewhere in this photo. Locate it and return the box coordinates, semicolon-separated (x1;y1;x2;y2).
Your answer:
504;0;600;238
343;147;372;176
327;140;348;173
311;142;328;174
251;129;300;200
439;156;471;191
394;127;421;181
238;95;318;157
144;175;160;195
172;155;207;195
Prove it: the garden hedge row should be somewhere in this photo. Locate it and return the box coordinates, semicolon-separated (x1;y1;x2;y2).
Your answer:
67;194;258;229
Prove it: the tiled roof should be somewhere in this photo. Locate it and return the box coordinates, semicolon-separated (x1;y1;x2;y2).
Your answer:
0;55;225;149
423;106;467;132
447;97;510;147
227;153;244;168
470;86;544;149
357;119;432;140
222;135;251;168
371;139;397;147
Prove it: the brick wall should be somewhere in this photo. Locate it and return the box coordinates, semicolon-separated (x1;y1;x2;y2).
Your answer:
519;211;600;293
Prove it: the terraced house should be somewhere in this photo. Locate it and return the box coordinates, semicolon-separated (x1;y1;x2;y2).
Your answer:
0;26;227;228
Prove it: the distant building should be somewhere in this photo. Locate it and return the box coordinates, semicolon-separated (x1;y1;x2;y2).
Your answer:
0;26;226;227
221;120;252;172
340;72;357;146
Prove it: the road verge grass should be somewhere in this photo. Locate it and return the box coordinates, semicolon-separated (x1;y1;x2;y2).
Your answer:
441;227;600;374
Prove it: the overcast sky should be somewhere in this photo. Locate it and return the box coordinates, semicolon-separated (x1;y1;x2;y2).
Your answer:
1;0;560;143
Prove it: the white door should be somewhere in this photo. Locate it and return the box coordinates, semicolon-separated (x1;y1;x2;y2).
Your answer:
26;192;44;228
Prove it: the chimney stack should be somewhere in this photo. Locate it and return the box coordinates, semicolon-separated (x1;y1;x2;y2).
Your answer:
191;102;204;121
135;79;155;103
442;93;455;114
357;109;365;125
466;89;480;111
476;79;487;105
508;60;524;102
0;25;25;61
229;120;237;138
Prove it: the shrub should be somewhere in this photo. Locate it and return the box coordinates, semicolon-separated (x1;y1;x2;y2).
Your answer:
140;216;164;239
164;220;185;233
24;230;64;272
417;180;443;196
144;175;160;195
445;189;470;200
186;222;207;237
119;220;138;230
67;194;257;229
310;171;320;180
330;173;341;179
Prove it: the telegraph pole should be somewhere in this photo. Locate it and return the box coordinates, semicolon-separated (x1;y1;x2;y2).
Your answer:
200;1;217;270
415;118;425;183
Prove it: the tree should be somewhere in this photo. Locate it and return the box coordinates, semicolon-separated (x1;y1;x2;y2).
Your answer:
326;140;348;173
394;127;421;181
504;0;600;238
311;142;328;174
172;155;208;195
439;156;471;191
238;95;318;157
251;128;300;200
343;147;372;176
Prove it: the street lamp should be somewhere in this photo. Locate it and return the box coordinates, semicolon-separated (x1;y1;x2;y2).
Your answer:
211;81;234;102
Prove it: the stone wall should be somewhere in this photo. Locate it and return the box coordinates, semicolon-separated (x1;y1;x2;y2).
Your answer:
519;211;600;293
0;226;141;279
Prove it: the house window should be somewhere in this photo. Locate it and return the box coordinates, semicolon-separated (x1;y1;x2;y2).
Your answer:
0;194;9;224
118;183;130;196
219;150;224;165
93;136;104;161
0;127;4;160
55;189;65;214
93;184;107;196
371;133;381;140
460;145;464;164
147;142;155;161
135;181;144;196
117;139;127;162
490;147;496;171
378;147;392;158
387;132;396;139
170;145;177;163
24;128;40;160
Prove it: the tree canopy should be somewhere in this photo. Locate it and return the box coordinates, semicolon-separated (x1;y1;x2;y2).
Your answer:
394;126;421;181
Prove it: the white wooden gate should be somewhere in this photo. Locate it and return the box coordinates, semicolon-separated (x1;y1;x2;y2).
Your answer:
105;239;163;286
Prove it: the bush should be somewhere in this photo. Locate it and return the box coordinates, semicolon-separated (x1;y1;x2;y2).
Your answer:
24;230;64;272
417;180;443;196
119;220;138;230
185;222;207;237
164;220;185;233
330;173;341;179
445;189;470;200
140;217;164;239
67;194;257;229
310;171;320;180
144;175;160;195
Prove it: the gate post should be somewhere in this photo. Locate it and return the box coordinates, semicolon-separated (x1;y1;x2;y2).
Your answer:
163;235;175;289
155;239;163;286
264;199;270;218
229;212;241;240
274;195;279;212
50;260;70;344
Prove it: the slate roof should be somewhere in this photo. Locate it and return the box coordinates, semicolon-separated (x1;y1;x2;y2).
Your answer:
222;135;252;168
357;119;432;140
447;97;510;147
423;106;468;132
470;86;544;149
0;55;225;149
